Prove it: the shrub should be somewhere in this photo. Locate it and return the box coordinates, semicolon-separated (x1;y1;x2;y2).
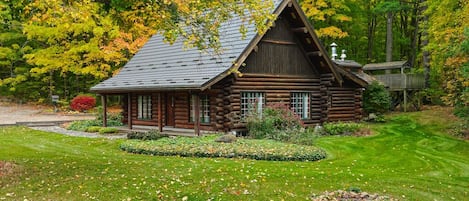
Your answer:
96;106;124;127
323;122;363;136
85;126;102;132
67;120;101;131
246;103;311;142
120;135;326;162
127;130;168;141
70;95;96;112
98;127;119;134
214;134;237;143
363;81;391;114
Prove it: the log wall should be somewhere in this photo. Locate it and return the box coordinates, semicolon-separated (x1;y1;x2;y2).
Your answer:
213;73;324;131
328;87;363;122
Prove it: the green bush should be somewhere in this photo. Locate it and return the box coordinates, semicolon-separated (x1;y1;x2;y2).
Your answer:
67;120;102;131
120;135;326;162
95;106;124;127
323;122;363;136
127;130;168;141
98;127;119;134
454;105;469;120
245;103;317;145
85;126;102;132
363;81;391;114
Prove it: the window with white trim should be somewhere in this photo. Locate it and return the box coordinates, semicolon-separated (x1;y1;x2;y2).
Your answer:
241;92;265;119
137;95;152;120
189;95;210;123
290;92;310;119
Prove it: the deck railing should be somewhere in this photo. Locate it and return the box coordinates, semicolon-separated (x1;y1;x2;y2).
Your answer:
374;74;425;90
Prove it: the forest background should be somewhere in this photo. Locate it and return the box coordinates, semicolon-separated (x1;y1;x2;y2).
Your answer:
0;0;467;112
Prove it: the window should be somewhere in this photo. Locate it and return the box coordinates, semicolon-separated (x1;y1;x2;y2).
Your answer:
137;95;152;120
241;92;265;119
290;92;310;119
190;95;210;123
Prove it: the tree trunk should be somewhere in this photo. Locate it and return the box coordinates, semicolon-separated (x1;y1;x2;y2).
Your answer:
420;0;430;87
386;11;393;62
367;13;376;62
409;0;420;68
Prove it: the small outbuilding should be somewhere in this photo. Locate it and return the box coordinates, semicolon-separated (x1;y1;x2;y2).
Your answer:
91;0;370;135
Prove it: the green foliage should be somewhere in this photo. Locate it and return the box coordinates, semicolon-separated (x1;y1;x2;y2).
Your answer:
85;126;102;133
323;122;363;136
246;103;301;139
126;130;168;141
245;103;318;145
427;0;469;108
95;106;124;127
67;120;101;131
363;81;391;114
120;135;327;162
98;127;119;134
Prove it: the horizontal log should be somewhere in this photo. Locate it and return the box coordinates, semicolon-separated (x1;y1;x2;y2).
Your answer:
261;39;296;45
216;124;224;129
240;73;318;79
234;82;320;88
328;113;356;118
132;120;158;126
232;85;321;90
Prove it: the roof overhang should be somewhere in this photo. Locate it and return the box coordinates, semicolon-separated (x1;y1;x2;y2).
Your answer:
363;60;409;71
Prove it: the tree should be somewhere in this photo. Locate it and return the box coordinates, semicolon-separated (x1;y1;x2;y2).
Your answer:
426;0;469;107
301;0;352;39
1;0;276;101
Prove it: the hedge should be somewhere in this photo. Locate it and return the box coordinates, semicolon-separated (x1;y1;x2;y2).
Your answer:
120;135;326;162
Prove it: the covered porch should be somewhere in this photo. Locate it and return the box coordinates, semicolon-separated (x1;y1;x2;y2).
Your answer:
98;91;209;136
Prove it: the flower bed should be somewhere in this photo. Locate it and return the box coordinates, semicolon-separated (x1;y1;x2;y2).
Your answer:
120;135;326;162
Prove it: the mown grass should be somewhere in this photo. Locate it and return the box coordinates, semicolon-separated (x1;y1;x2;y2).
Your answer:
1;109;468;200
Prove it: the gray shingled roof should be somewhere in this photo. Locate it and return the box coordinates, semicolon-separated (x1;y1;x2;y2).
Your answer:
91;1;283;93
363;61;409;71
333;60;362;69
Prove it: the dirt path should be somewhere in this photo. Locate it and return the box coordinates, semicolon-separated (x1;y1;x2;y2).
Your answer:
0;101;94;125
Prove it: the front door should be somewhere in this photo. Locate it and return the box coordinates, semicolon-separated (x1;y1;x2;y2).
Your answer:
165;93;175;127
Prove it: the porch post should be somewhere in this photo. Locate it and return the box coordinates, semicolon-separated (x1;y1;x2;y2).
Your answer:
127;93;132;129
158;92;163;132
101;94;107;127
194;94;201;136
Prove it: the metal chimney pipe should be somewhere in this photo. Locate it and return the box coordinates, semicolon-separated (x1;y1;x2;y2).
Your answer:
330;42;337;60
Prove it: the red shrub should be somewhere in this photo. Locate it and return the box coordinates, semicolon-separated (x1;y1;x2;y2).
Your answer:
70;95;96;112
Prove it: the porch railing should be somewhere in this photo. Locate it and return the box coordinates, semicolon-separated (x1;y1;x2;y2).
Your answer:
374;74;425;90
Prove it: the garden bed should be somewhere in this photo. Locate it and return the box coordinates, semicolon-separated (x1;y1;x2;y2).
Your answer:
120;135;326;162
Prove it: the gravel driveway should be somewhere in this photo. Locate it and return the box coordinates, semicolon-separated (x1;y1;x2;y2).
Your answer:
0;102;94;125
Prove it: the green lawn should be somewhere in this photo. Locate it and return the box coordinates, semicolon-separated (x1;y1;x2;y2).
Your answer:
1;109;468;200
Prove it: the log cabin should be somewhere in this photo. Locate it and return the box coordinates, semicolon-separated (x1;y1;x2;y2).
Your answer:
91;0;370;135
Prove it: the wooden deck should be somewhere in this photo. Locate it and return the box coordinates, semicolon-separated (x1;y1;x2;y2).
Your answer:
373;74;425;91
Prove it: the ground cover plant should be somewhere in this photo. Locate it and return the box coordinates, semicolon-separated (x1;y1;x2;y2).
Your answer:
120;135;327;162
0;108;468;200
246;103;318;145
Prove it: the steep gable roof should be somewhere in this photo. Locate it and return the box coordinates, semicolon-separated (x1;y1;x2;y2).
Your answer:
91;0;342;93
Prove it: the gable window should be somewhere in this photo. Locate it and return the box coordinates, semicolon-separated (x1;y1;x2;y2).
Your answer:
290;92;310;119
190;95;210;123
137;95;152;120
241;92;265;119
